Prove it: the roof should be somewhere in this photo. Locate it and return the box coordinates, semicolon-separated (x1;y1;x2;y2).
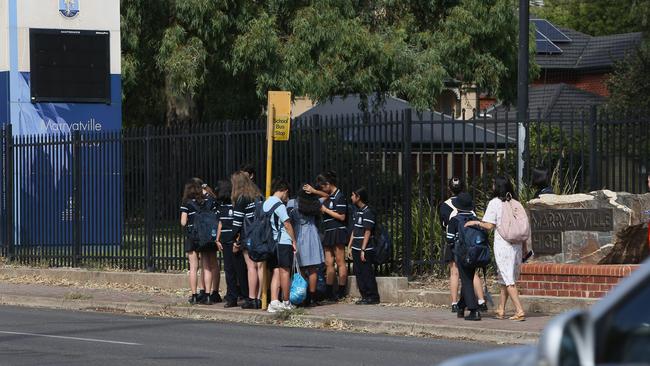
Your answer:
535;26;642;71
294;94;512;148
295;94;447;119
485;83;605;120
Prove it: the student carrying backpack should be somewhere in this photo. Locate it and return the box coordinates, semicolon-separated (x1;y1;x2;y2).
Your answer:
247;200;283;262
445;192;486;321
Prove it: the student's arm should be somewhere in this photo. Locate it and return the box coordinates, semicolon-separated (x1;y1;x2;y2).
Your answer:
180;212;188;227
215;221;223;251
303;184;329;199
283;220;297;253
347;230;354;260
321;206;345;221
465;221;495;231
360;228;371;262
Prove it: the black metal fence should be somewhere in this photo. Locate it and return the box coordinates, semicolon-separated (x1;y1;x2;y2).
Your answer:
1;109;648;276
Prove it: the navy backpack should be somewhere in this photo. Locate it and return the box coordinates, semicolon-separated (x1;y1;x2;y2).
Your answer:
453;214;491;268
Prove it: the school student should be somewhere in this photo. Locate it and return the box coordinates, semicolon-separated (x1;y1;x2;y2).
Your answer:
531;168;554;199
290;187;325;307
180;180;218;305
347;187;380;305
439;177;486;313
215;180;248;308
445;192;482;321
266;179;298;313
231;171;264;309
192;178;222;304
304;171;348;301
466;177;527;321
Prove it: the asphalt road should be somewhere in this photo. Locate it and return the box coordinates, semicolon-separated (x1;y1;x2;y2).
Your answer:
0;306;498;366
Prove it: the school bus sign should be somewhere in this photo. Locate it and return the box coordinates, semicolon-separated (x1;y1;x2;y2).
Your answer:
268;91;292;141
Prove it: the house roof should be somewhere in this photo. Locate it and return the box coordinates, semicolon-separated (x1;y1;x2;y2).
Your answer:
485;83;605;120
535;26;642;71
294;94;513;147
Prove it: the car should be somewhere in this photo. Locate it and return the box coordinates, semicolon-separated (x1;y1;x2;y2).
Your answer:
439;258;650;366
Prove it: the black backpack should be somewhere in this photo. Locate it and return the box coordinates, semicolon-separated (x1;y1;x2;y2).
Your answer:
241;197;262;241
187;198;218;250
372;223;392;265
247;201;283;262
453;214;491;268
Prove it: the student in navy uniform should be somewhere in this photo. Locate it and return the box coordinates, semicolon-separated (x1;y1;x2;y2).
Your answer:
231;171;264;309
215;179;248;308
439;177;486;313
347;187;380;305
239;163;256;182
265;179;298;313
180;180;218;305
445;192;481;321
304;171;348;301
531;168;554;199
191;177;222;304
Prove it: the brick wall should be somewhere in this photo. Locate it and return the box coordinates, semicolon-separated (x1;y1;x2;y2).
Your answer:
519;263;638;298
533;71;610;97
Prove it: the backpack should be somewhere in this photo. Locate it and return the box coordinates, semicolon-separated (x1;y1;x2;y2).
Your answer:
187;199;219;250
372;223;392;265
242;197;262;240
246;200;283;262
496;196;531;244
453;214;491;268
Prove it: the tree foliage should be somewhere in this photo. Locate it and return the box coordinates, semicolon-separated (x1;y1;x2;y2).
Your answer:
606;41;650;114
121;0;531;126
532;0;650;36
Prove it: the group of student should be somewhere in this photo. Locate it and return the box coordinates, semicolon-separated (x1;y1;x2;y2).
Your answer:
180;165;380;313
439;169;553;322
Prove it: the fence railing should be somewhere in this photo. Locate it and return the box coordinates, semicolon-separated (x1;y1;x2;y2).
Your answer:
1;109;648;276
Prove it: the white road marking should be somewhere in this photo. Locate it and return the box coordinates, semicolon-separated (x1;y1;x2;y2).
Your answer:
0;330;142;346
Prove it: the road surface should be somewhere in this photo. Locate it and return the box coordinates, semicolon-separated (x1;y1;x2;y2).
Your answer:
0;306;499;365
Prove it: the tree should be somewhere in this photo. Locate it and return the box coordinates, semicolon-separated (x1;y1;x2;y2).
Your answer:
606;41;650;114
121;0;534;126
533;0;650;36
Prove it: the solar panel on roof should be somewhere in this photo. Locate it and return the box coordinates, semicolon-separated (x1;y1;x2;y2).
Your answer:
531;19;572;43
536;39;563;54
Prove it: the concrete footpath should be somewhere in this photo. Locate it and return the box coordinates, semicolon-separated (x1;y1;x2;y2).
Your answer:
0;267;551;345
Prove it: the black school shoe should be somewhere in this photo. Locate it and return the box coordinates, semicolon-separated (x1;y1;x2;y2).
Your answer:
209;292;223;304
240;298;256;309
464;311;482;321
201;295;213;305
355;298;380;305
457;308;465;318
451;304;459;313
197;290;208;303
188;294;199;305
223;301;238;308
479;302;488;312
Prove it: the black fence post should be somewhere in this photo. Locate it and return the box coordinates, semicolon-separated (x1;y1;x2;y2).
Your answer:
402;109;413;278
311;114;321;176
5;124;14;261
72;130;82;267
589;106;599;191
224;120;232;175
145;125;154;271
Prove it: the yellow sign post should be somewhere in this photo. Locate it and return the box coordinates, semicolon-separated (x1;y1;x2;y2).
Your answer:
262;91;291;309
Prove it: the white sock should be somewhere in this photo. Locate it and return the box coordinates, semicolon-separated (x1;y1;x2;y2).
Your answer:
478;299;485;305
451;302;458;306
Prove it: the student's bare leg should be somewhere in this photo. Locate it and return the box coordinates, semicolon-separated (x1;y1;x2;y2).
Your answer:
187;251;199;294
473;272;485;303
211;253;220;294
449;261;459;304
279;267;291;302
324;247;336;285
201;254;213;297
334;245;348;293
270;268;280;302
244;251;259;299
